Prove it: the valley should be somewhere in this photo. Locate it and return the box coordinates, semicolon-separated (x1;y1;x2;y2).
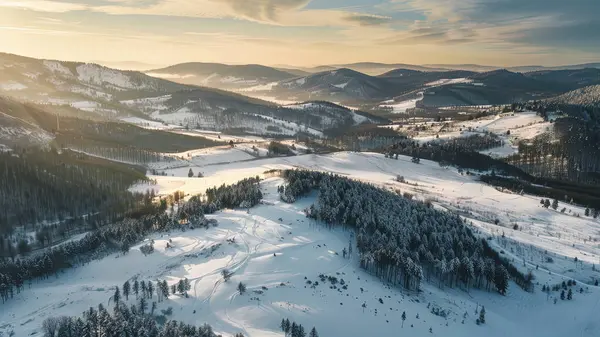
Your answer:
1;51;600;337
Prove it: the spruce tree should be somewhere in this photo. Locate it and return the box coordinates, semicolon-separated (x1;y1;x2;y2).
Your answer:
309;327;319;337
567;288;573;300
298;324;306;337
139;297;147;314
147;281;154;299
479;306;486;324
237;282;246;294
401;311;406;327
123;281;130;301
177;280;185;294
133;280;139;299
140;280;147;298
113;286;121;308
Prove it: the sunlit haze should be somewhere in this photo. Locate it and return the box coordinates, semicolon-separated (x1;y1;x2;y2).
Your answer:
1;0;599;68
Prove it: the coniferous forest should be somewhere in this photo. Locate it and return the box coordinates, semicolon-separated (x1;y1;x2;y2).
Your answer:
41;304;221;337
279;170;530;294
0;148;147;235
0;177;262;306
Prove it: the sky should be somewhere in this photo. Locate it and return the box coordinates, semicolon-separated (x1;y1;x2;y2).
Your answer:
0;0;599;68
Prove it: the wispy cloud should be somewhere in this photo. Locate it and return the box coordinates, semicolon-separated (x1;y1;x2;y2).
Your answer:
343;13;392;26
0;0;598;66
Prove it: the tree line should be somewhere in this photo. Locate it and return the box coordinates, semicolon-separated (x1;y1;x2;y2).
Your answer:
0;148;148;236
279;170;530;294
0;178;263;306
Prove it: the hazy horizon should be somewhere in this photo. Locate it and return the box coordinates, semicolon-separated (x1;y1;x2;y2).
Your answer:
1;0;599;68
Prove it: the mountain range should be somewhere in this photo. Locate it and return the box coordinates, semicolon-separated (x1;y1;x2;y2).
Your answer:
2;51;600;139
0;53;385;138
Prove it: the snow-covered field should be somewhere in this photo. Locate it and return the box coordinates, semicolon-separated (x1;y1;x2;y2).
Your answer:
426;78;472;87
3;151;600;337
390;111;551;157
379;92;424;114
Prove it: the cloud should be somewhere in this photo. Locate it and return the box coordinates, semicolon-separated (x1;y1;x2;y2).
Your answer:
215;0;311;22
0;0;86;12
343;13;392;26
391;0;600;51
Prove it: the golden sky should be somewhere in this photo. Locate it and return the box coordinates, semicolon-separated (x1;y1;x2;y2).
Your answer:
1;0;598;68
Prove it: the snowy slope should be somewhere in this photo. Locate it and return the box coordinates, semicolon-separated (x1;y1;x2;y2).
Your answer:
0;111;54;148
3;155;600;337
146;63;298;90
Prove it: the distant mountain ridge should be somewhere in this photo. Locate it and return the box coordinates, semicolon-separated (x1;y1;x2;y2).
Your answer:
146;62;301;90
0;53;387;138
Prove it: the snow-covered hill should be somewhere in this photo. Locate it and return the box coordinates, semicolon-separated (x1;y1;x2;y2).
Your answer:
0;54;389;137
3;151;600;337
0;111;54;148
147;63;299;90
0;53;189;116
547;85;600;106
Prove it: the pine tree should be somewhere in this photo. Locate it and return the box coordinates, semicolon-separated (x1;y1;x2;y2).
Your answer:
123;281;130;301
139;297;147;314
113;286;121;308
237;282;246;294
560;290;565;300
479;306;486;324
494;265;509;295
140;280;147;298
177;280;185;294
151;301;157;315
133;280;139;299
567;288;573;300
401;311;406;327
298;324;306;337
162;280;170;299
544;199;551;208
551;199;559;210
284;319;291;336
309;327;319;337
147;281;154;299
188;168;194;178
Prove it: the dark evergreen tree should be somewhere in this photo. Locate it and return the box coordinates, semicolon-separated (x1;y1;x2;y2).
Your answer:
479;306;486;324
123;281;130;301
133;280;139;299
113;286;121;308
237;282;246;294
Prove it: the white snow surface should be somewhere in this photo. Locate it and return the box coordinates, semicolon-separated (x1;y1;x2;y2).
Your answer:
2;151;600;337
380;92;424;114
333;82;349;89
0;82;28;91
76;64;143;90
43;60;73;76
426;78;472;87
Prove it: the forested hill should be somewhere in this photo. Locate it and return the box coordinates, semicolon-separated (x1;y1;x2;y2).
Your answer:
0;148;147;243
0;96;222;161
